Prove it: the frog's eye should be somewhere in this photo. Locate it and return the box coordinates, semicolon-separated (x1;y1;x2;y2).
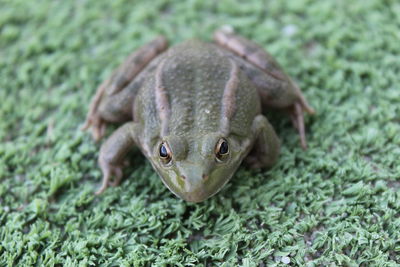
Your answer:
159;142;172;164
215;138;229;162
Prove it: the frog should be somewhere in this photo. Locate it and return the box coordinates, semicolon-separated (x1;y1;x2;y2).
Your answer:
82;29;314;202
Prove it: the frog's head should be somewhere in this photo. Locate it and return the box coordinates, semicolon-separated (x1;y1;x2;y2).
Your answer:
150;133;250;202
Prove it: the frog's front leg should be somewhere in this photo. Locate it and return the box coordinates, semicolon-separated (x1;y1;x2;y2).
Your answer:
95;122;140;195
246;115;280;169
83;36;168;141
214;30;314;149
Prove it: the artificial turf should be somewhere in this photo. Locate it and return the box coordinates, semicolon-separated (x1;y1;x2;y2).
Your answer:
1;0;399;266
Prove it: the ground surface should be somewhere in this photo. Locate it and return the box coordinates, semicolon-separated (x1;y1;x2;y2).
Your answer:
1;0;399;266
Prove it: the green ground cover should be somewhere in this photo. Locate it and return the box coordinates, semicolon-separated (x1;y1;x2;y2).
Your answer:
0;0;399;266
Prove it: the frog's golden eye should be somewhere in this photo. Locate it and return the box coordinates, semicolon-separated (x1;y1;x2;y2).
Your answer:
159;142;172;164
215;138;229;162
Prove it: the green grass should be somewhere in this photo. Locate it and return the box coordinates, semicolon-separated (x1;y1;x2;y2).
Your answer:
1;0;399;266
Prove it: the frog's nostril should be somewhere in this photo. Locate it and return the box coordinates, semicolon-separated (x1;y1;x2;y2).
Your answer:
181;175;186;180
202;174;209;180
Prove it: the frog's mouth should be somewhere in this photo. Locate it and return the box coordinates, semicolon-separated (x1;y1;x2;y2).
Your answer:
158;173;231;203
154;161;241;203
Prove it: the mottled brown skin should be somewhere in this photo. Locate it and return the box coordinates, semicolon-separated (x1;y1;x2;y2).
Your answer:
83;30;314;202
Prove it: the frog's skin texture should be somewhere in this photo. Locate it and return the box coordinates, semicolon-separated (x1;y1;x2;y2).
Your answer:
83;30;314;202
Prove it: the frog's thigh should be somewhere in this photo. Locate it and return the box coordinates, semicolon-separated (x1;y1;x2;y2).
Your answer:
214;30;314;149
246;115;280;169
214;29;313;111
97;74;144;122
96;122;140;194
233;57;300;108
83;36;168;140
103;36;168;96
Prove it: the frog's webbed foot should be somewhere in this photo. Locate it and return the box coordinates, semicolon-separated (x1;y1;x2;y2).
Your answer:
289;102;307;149
91;118;107;142
82;106;107;141
95;122;139;194
96;162;123;195
214;28;315;149
81;79;109;141
82;36;168;141
285;80;315;149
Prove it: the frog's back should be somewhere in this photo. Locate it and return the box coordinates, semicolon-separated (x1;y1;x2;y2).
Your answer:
135;40;261;140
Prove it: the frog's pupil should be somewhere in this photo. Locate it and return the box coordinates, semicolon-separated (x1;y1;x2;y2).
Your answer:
160;144;168;157
219;141;228;154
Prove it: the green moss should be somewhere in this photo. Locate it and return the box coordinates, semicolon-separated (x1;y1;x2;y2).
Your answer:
1;0;399;266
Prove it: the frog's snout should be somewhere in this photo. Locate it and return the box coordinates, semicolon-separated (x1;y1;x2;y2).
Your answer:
180;172;209;203
172;163;212;203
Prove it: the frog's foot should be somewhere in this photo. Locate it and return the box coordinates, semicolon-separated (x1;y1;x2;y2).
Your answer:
95;162;123;195
82;80;109;141
293;82;315;115
288;99;314;150
82;113;107;141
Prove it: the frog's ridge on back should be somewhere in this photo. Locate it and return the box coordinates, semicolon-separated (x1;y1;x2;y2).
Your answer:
82;29;314;202
136;40;261;142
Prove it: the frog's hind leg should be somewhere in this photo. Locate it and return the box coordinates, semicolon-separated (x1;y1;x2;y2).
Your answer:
214;30;314;149
83;36;168;141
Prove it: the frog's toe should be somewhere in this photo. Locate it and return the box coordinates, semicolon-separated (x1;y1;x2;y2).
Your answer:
109;168;123;187
92;120;107;141
95;173;109;195
95;163;123;195
82;115;107;141
289;101;312;150
298;94;315;115
81;118;91;131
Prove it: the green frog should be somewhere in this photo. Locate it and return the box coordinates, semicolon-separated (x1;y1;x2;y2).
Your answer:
82;29;314;202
